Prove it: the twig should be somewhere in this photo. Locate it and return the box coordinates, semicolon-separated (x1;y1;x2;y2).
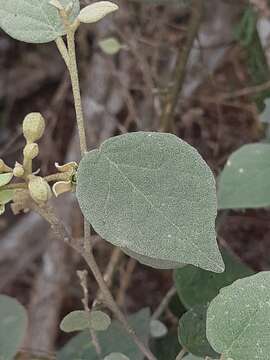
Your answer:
31;202;157;360
96;247;123;302
176;349;186;360
53;9;157;360
217;79;270;100
116;257;137;307
160;0;204;132
151;286;176;321
77;270;102;356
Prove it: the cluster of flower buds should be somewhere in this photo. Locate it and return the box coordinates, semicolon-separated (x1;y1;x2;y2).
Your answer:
21;113;52;204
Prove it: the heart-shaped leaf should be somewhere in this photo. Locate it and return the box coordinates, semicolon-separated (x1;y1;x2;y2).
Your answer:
206;271;270;360
178;305;218;358
77;132;224;273
174;249;253;308
0;173;13;187
60;310;111;333
0;0;80;44
218;143;270;209
0;295;28;360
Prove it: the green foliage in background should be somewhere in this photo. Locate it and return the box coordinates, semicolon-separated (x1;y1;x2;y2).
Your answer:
235;6;270;110
218;143;270;209
207;272;270;360
0;295;28;360
174;249;253;308
178;305;219;358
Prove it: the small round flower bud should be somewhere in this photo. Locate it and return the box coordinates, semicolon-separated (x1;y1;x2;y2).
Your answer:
28;176;52;204
23;143;39;160
13;162;24;178
23;113;45;143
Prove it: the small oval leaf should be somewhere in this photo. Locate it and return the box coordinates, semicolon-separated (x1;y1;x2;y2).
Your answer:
0;295;28;360
150;320;168;338
60;310;111;333
178;305;218;358
60;310;90;333
206;271;270;360
0;0;80;43
89;310;111;331
77;132;224;273
104;353;130;360
79;1;119;24
99;37;122;55
0;173;13;187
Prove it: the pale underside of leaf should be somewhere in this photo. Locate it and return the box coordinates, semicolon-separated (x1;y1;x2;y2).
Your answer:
77;132;224;273
206;271;270;360
0;0;80;43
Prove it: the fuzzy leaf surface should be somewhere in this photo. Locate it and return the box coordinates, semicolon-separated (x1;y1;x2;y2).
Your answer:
207;271;270;360
0;0;80;43
77;132;224;272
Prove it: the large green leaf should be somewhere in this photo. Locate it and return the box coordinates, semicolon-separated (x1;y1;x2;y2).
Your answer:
77;132;224;273
178;305;218;358
0;295;28;360
218;143;270;209
206;271;270;360
0;0;80;44
58;309;150;360
174;249;253;309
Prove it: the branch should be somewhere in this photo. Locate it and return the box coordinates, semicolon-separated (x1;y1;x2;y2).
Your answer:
30;202;157;360
160;0;204;132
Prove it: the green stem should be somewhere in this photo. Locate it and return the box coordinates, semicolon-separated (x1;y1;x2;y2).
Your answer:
66;29;88;155
54;11;157;360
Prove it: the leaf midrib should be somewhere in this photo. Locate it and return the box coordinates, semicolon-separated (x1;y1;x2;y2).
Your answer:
104;154;223;271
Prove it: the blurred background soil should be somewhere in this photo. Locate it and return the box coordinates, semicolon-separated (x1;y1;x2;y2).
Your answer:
1;0;270;357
